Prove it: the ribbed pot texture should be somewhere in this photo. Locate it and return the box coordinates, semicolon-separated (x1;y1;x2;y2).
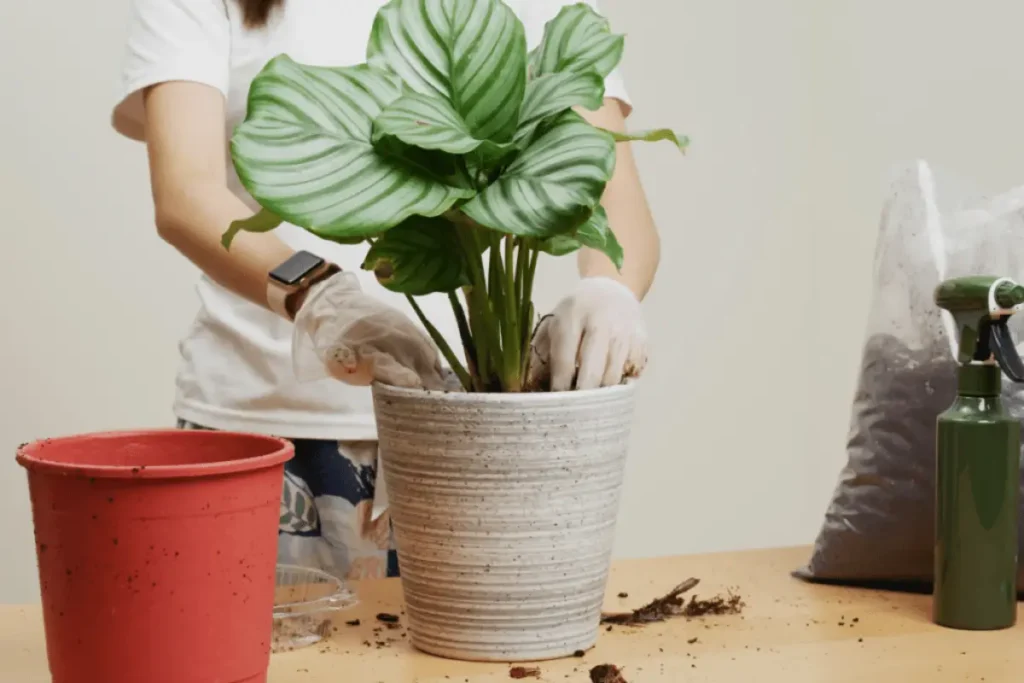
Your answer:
372;382;636;662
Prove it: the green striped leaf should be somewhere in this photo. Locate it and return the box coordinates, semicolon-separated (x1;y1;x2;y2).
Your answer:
362;216;469;294
537;206;623;270
221;208;281;250
514;71;604;146
607;127;690;152
367;0;527;143
530;3;624;79
536;233;581;257
230;56;474;241
462;111;615;237
372;91;513;165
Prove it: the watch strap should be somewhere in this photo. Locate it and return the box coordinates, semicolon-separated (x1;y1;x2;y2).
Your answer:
267;251;340;320
284;263;340;320
267;277;294;320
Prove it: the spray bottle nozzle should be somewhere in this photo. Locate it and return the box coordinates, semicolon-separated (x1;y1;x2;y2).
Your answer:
935;276;1024;382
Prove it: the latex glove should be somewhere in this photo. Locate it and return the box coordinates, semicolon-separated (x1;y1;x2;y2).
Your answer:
292;271;449;390
526;277;648;391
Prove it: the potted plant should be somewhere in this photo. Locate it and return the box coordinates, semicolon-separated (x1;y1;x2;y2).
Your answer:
223;0;685;662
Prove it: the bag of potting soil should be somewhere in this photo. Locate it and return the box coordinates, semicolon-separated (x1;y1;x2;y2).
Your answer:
797;160;1024;591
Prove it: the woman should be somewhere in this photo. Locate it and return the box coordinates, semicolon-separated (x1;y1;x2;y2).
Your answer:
112;0;661;581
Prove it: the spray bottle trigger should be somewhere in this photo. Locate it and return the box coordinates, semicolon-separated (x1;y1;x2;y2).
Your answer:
989;318;1024;383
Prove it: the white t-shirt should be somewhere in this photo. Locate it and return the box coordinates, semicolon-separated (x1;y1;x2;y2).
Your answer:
113;0;630;441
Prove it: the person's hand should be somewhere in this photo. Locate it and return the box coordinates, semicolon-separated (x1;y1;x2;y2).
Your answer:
526;277;648;391
292;271;449;390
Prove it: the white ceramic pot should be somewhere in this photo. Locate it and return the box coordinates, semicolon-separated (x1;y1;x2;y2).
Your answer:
372;382;636;662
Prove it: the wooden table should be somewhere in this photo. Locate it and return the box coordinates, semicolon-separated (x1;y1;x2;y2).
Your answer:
2;546;1019;682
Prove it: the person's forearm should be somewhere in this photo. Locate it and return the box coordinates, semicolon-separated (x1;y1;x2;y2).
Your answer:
154;183;294;309
142;82;295;311
578;101;661;300
579;139;661;300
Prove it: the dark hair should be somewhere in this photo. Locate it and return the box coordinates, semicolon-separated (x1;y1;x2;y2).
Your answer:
239;0;284;28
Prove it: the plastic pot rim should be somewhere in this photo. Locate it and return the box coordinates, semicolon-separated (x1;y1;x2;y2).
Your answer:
16;429;293;479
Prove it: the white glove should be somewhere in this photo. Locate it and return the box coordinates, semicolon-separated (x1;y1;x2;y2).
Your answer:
292;271;449;390
526;277;648;391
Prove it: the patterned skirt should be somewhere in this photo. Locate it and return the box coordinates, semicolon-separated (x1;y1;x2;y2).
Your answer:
176;420;398;581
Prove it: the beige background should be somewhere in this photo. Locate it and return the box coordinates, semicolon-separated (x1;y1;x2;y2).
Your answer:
4;0;1024;603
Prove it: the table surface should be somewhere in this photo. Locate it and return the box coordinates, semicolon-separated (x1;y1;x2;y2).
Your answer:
2;546;1019;682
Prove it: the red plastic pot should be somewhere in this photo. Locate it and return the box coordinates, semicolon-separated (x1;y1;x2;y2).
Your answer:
17;430;293;683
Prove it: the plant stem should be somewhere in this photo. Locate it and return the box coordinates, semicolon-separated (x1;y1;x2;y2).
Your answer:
448;291;481;391
463;287;490;388
454;221;502;389
489;235;506;346
516;239;530;334
519;245;539;372
503;236;521;391
515;238;527;306
520;300;535;373
405;294;472;391
488;233;516;391
522;246;539;332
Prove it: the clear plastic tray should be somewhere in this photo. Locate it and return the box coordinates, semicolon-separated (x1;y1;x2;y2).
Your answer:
271;564;358;653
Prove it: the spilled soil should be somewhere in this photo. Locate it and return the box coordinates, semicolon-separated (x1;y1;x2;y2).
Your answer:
508;666;542;679
589;664;629;683
601;578;745;626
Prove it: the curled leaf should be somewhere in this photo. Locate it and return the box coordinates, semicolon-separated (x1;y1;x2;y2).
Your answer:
576;206;623;270
221;209;282;250
537;233;582;258
537;206;623;270
361;216;469;295
530;3;625;79
605;128;690;153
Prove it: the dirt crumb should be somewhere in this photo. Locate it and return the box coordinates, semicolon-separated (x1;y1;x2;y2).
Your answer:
589;664;628;683
573;649;586;657
376;613;400;624
345;619;361;627
617;592;629;599
509;666;541;679
682;592;745;618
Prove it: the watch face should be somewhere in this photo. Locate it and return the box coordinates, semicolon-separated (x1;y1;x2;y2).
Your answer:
270;250;324;286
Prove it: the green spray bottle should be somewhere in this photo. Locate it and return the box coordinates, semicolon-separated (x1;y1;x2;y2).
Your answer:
933;275;1024;630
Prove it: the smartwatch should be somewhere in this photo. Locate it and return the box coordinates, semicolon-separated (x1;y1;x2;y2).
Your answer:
267;251;340;320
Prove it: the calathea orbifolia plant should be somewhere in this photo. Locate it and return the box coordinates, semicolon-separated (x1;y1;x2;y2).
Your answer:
222;0;686;392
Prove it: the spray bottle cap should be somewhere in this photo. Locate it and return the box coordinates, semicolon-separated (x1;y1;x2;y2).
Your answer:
934;276;1024;382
